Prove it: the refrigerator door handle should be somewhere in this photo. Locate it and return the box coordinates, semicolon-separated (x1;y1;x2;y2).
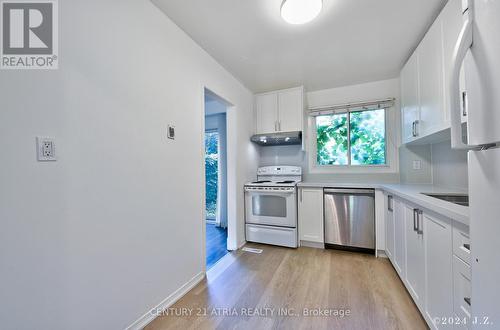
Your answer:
450;10;476;150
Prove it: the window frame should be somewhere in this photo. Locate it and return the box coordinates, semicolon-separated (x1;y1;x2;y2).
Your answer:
308;106;399;175
314;108;388;167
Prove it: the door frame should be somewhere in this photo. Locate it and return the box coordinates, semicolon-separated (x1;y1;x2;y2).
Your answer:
201;86;238;273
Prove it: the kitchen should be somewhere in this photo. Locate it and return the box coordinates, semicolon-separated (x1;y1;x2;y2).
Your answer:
1;0;499;329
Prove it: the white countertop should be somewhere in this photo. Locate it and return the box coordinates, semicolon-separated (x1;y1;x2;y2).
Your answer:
297;182;469;225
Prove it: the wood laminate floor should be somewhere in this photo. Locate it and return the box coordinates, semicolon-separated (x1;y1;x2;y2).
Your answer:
147;243;427;330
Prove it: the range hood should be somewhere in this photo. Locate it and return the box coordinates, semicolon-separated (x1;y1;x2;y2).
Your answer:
250;131;302;146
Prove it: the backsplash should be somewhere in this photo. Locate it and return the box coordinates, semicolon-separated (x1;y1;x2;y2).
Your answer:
431;140;469;189
399;145;433;184
258;140;469;189
399;140;469;189
258;145;400;183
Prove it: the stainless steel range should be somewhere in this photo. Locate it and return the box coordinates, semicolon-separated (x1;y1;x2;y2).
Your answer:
244;166;302;248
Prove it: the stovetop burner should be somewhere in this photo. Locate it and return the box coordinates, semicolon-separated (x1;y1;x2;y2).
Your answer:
252;180;272;184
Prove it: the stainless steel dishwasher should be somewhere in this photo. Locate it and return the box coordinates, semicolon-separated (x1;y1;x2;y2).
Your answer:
324;188;375;254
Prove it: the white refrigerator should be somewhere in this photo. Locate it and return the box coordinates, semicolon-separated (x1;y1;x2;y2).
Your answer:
450;0;500;327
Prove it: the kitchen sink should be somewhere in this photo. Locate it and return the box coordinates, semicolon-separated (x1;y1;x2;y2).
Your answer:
422;193;469;207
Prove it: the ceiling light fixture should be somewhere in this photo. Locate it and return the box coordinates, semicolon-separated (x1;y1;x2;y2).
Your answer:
280;0;323;25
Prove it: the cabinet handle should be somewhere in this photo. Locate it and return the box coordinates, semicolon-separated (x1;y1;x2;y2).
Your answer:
412;121;416;137
414;120;419;137
413;209;418;232
417;210;424;235
388;195;393;212
300;189;303;202
462;91;468;117
463;243;470;251
464;297;471;306
278;120;281;131
274;121;278;132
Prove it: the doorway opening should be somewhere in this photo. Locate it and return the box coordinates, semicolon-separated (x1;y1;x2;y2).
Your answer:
204;90;229;269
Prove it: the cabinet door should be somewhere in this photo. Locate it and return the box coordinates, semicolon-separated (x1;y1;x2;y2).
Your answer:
404;204;425;307
298;188;324;244
424;213;453;329
418;18;446;137
385;195;395;261
393;199;406;276
278;88;303;132
256;93;278;134
401;52;420;143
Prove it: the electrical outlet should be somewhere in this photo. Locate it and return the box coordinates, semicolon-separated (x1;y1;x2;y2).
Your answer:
37;137;56;161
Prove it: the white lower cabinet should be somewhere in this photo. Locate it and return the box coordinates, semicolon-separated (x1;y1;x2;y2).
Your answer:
424;213;454;329
298;188;324;245
452;224;471;329
453;256;471;328
393;198;406;276
385;196;461;330
404;204;425;307
385;194;395;261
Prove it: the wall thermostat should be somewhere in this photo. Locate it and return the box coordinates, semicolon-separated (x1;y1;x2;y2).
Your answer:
167;125;175;140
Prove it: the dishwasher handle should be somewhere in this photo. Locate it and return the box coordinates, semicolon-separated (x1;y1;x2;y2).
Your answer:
324;188;375;195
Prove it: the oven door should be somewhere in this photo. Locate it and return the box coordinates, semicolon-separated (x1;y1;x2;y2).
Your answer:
245;188;297;227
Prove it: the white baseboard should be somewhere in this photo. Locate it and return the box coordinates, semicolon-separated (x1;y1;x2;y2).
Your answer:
237;240;246;250
377;250;388;258
126;272;205;330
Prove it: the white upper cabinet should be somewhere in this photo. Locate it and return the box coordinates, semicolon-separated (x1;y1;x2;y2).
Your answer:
255;87;304;134
278;88;303;132
400;0;463;144
418;17;446;137
256;92;278;134
401;52;421;144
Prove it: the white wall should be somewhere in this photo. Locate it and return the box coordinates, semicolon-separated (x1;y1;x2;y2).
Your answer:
0;1;257;329
259;78;401;183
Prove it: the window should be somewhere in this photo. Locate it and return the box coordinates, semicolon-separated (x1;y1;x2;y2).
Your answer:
316;109;386;166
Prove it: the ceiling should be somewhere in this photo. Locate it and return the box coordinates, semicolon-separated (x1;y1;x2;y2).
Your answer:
152;0;447;93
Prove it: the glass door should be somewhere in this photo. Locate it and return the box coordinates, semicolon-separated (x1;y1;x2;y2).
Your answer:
205;130;219;221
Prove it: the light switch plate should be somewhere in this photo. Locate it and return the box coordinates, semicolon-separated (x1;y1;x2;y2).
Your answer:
167;125;175;140
413;160;422;170
37;137;56;161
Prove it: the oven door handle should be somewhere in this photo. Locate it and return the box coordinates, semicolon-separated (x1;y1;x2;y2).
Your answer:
245;190;295;195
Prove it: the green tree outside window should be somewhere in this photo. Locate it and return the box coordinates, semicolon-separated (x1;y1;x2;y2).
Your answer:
205;131;219;219
316;109;386;166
